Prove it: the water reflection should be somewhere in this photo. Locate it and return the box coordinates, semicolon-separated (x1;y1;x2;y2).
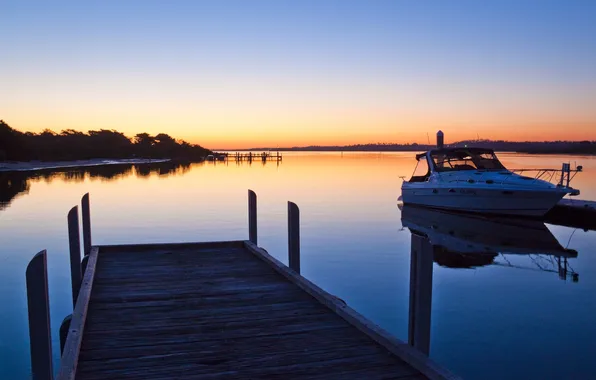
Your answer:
401;205;581;355
205;156;282;167
0;173;30;211
0;161;192;211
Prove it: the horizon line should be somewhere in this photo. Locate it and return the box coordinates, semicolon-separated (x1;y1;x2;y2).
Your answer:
212;139;596;151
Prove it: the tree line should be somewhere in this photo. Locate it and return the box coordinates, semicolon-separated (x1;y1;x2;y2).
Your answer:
0;120;212;161
250;140;596;154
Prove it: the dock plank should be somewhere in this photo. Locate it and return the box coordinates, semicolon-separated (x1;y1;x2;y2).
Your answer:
65;243;455;380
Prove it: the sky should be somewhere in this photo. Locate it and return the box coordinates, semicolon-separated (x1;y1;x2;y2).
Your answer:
2;0;596;149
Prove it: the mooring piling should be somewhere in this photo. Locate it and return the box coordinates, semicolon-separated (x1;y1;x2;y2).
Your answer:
67;206;82;308
408;234;434;355
248;189;257;245
81;193;92;256
288;201;301;274
59;315;72;354
25;250;54;380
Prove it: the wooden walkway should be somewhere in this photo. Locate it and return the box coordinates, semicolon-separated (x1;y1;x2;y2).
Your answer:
210;152;283;162
54;241;455;379
24;192;458;380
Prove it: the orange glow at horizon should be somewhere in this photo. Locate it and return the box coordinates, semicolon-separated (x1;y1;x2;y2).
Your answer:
3;62;596;149
4;114;595;150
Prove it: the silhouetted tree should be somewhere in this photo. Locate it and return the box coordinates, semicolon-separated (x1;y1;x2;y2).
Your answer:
0;120;28;160
0;121;212;161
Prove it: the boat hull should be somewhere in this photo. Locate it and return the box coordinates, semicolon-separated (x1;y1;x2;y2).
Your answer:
401;186;566;216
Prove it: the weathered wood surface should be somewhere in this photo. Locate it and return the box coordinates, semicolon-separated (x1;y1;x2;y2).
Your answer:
67;242;447;380
243;242;458;380
58;247;99;380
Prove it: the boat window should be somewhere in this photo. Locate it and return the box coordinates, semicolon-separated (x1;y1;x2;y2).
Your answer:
431;150;505;172
409;157;431;182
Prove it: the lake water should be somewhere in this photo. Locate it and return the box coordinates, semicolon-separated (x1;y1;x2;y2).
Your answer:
1;152;595;379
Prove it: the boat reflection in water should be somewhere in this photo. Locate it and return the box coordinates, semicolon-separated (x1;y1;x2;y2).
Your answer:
400;205;579;355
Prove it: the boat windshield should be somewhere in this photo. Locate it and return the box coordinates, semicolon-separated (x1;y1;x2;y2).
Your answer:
430;149;506;172
409;158;431;182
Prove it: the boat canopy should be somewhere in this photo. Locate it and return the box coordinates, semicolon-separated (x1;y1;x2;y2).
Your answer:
415;152;427;161
416;148;496;160
417;148;506;171
429;147;496;156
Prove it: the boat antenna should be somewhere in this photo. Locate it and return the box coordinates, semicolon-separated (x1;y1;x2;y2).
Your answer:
426;132;430;145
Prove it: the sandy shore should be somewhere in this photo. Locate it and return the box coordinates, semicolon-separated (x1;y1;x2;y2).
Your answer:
0;158;171;172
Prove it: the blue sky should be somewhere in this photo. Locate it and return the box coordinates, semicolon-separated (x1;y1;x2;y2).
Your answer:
2;0;595;147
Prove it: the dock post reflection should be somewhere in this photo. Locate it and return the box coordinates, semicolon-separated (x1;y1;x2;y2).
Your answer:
408;233;433;356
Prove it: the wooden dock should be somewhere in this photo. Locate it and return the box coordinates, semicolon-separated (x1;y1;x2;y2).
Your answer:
25;191;459;380
546;198;596;231
211;151;283;163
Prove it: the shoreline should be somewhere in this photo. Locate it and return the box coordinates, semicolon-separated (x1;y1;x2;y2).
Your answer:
0;158;172;172
217;149;595;156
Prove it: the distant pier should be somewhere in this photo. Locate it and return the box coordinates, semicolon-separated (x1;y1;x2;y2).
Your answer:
208;151;283;163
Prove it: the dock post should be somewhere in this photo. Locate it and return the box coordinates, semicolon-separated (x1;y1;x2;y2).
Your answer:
81;255;90;277
26;250;54;380
408;234;433;355
59;315;72;354
288;201;300;274
82;193;92;256
248;190;258;245
68;206;82;308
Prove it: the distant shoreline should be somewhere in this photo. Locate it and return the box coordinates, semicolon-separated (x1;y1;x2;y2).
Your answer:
219;140;596;155
0;158;172;172
216;148;595;156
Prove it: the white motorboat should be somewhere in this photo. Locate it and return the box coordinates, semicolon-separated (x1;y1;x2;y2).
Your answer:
401;147;580;217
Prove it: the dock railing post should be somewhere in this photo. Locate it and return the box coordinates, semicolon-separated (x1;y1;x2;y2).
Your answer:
59;315;72;354
68;206;82;308
248;190;258;245
81;255;90;277
288;201;300;274
81;193;92;256
408;234;433;356
26;250;54;380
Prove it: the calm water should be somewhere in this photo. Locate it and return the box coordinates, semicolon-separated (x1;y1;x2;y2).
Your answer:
1;152;595;379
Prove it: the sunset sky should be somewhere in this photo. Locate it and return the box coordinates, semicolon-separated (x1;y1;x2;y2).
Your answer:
2;0;595;149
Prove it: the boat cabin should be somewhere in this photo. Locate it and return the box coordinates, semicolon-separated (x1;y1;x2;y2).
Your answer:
408;148;506;182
